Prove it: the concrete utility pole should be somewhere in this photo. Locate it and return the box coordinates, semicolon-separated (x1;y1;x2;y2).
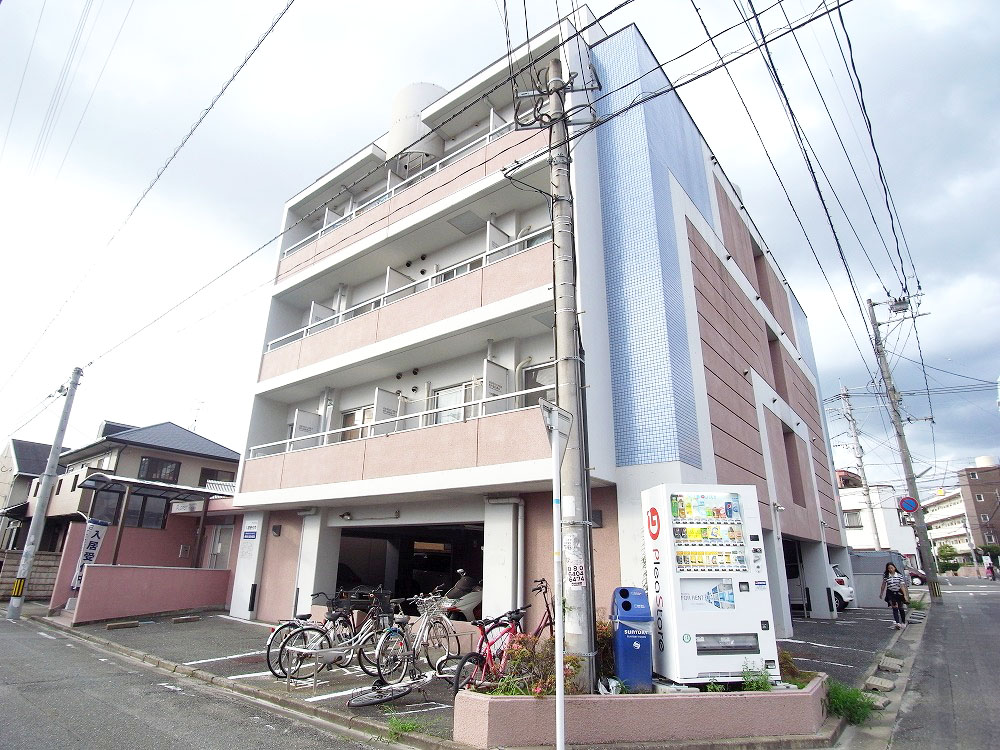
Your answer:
961;514;983;577
545;56;598;690
866;299;941;600
840;385;882;549
7;366;83;620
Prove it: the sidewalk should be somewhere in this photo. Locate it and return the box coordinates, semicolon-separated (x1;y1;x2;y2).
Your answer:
27;603;927;750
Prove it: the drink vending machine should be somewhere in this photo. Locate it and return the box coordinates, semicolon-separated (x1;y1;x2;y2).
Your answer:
641;483;780;684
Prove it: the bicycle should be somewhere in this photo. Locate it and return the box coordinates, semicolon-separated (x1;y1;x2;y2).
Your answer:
276;588;397;680
373;590;459;684
451;578;556;694
266;591;350;678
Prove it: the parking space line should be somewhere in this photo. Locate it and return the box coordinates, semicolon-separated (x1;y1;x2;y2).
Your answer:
793;656;854;668
304;686;360;702
37;631;58;640
215;615;275;628
778;638;870;652
229;671;273;680
390;702;450;715
183;650;265;665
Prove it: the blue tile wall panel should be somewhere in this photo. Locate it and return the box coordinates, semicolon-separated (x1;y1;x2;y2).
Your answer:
591;27;708;468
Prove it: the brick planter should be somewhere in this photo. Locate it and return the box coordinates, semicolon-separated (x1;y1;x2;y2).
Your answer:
453;674;827;748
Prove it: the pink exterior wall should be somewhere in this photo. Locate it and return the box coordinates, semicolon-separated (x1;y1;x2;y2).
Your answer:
453;674;827;748
240;408;550;493
72;565;231;624
259;245;552;382
272;128;547;284
522;487;620;633
714;176;759;295
255;510;302;623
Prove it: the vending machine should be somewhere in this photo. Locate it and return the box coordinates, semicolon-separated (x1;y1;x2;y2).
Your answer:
641;483;780;685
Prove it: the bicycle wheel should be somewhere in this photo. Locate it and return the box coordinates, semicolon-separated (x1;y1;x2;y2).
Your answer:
357;629;380;676
375;627;410;684
346;682;412;708
279;626;333;680
453;652;487;695
329;613;355;644
423;618;457;670
483;621;515;665
266;621;301;678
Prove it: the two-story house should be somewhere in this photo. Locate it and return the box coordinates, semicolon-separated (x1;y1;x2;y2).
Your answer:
229;10;848;637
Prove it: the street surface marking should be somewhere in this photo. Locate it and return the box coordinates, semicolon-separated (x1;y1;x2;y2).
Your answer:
778;638;870;652
158;683;183;692
37;631;57;639
793;657;854;668
215;614;275;628
229;671;273;680
183;650;265;665
390;702;449;715
304;686;362;702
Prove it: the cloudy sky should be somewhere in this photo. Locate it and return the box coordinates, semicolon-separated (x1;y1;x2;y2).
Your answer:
1;0;996;497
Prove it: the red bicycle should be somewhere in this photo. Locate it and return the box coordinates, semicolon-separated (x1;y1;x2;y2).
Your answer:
452;578;555;694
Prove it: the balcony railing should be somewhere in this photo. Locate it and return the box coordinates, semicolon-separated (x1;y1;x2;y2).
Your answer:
248;383;552;458
281;121;517;260
266;225;552;352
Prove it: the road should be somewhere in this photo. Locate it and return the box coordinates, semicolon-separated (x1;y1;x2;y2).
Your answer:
0;615;379;750
889;579;1000;748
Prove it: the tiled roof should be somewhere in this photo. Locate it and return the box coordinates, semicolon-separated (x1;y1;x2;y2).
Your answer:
109;423;239;463
11;439;60;476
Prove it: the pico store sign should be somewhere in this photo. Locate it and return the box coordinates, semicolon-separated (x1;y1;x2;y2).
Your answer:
70;519;111;590
641;494;667;662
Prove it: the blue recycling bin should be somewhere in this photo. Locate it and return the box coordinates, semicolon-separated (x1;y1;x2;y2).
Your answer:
611;586;653;693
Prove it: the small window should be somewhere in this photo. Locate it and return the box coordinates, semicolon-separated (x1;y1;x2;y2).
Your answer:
71;475;79;492
341;406;374;441
56;479;63;495
842;511;863;528
986;533;997;544
91;490;122;523
123;495;168;529
138;456;180;483
523;363;556;407
981;514;990;522
976;494;985;502
433;382;475;425
33;482;39;497
198;468;236;487
970;472;979;480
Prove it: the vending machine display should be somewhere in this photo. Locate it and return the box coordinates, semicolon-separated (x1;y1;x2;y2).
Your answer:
641;483;780;685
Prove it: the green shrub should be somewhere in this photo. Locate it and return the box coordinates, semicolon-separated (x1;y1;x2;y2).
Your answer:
825;679;876;725
595;620;615;678
386;716;424;740
705;679;726;692
741;660;772;691
937;562;961;574
489;633;582;697
907;597;926;611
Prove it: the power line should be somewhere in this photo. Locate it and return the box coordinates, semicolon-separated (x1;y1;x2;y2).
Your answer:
0;0;300;394
0;0;49;167
687;0;876;383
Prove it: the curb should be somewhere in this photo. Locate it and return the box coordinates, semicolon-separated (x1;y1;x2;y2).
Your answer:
30;614;848;750
30;614;468;750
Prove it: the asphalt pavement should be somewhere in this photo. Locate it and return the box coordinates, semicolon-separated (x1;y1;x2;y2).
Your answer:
889;579;1000;749
0;612;382;750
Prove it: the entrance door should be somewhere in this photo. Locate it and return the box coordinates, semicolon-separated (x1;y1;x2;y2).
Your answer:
784;539;809;617
208;526;234;570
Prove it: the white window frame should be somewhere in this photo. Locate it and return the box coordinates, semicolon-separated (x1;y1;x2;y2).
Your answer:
981;514;990;522
970;472;979;480
341;405;374;441
433;381;477;425
976;493;985;502
842;510;864;529
986;532;997;544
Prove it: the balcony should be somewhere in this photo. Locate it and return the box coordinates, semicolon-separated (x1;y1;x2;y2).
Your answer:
28;467;104;518
274;123;548;282
259;228;553;382
242;384;552;496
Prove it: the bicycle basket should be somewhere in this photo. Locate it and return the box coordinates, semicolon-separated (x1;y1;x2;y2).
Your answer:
415;594;443;617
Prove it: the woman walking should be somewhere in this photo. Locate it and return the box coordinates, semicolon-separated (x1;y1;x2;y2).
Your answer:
880;563;909;629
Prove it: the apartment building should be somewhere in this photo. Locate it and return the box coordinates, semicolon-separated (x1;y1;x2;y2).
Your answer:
230;10;848;637
925;457;1000;565
836;470;919;566
0;438;63;550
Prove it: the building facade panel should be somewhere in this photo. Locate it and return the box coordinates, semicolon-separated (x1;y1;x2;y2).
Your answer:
475;409;550;466
361;421;479;480
481;242;552;306
259;339;302;381
280;441;367;489
376;271;482;341
254;510;303;624
713;176;757;293
240;454;284;493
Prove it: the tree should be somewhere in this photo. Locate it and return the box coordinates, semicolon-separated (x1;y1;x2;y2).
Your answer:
936;543;960;574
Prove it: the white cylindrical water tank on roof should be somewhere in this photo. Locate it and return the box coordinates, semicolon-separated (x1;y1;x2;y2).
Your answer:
384;82;446;160
974;456;999;468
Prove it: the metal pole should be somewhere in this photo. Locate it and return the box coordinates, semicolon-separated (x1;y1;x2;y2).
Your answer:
867;299;942;600
6;366;83;620
550;422;566;750
110;485;133;565
840;386;882;549
546;55;597;691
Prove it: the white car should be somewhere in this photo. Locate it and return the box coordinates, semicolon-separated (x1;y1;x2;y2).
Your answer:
831;564;855;611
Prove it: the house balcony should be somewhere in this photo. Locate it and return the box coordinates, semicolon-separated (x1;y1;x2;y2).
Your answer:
258;227;553;382
274;122;548;283
927;524;967;541
240;385;553;502
28;467;104;518
923;505;965;525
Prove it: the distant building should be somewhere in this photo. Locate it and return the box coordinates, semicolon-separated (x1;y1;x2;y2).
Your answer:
835;470;919;567
0;438;67;551
925;456;1000;565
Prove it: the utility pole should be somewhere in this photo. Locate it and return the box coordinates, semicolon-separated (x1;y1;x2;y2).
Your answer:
961;514;982;578
840;385;882;549
867;299;941;600
6;366;83;620
544;56;597;690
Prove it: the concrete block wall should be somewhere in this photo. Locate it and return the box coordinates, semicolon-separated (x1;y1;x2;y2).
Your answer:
0;551;62;600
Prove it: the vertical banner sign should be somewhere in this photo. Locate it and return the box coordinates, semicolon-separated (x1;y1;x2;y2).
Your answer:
71;519;111;590
641;486;668;677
